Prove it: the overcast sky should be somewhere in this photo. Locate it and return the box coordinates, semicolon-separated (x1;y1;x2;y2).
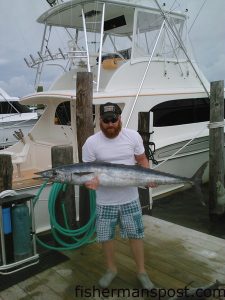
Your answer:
0;0;224;98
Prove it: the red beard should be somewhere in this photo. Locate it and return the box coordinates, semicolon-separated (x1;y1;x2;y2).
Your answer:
100;120;122;139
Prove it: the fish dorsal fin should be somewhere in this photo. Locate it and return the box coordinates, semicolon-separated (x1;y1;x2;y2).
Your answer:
73;171;94;176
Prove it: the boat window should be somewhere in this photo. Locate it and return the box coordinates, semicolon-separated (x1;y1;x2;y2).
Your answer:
104;15;126;31
54;101;96;126
151;98;214;127
55;101;71;125
0;101;31;114
132;8;186;61
79;2;133;64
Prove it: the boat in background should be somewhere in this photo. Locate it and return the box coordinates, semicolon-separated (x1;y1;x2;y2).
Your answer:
0;0;223;232
0;88;38;149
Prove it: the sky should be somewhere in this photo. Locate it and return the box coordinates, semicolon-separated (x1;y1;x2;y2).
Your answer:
0;0;224;98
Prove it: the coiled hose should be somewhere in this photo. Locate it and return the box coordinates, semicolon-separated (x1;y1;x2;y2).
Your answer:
33;181;96;251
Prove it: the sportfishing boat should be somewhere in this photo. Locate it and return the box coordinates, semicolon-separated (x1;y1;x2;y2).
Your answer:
0;88;38;149
0;0;222;232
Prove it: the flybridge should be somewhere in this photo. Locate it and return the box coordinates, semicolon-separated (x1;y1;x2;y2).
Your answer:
24;0;188;91
37;0;186;32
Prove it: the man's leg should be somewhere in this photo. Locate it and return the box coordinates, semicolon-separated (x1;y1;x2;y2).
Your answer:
102;240;117;272
120;199;154;290
129;238;154;290
96;203;118;288
129;238;145;273
98;240;117;288
120;200;146;273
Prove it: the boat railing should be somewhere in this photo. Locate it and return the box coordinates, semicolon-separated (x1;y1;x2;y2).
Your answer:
67;50;88;59
24;48;88;68
25;49;63;68
24;48;128;69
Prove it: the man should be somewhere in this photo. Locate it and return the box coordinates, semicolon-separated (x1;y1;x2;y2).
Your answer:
82;102;155;290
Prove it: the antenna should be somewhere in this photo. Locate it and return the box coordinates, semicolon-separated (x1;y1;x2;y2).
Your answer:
46;0;64;6
46;0;57;7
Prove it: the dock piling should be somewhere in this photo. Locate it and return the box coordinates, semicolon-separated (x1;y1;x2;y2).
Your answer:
51;145;76;232
138;112;151;215
209;80;225;217
76;72;94;227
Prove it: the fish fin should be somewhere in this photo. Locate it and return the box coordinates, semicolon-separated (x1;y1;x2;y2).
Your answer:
191;161;208;206
73;171;94;176
191;161;208;183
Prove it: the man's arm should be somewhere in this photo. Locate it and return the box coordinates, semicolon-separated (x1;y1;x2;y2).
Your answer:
135;153;150;168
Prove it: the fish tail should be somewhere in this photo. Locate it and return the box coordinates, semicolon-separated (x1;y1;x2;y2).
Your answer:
190;161;208;206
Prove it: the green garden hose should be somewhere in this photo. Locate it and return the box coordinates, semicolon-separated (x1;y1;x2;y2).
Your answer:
33;181;96;250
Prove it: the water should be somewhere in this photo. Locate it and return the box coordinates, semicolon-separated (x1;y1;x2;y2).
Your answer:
152;184;225;240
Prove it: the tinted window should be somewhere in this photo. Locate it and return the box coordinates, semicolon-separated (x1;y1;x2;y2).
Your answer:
55;102;96;125
55;101;71;125
151;98;212;127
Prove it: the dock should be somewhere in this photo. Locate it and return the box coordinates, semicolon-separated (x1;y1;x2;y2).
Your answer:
0;216;224;299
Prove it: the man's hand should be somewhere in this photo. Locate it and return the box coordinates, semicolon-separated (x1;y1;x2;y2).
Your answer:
148;182;157;188
84;176;100;190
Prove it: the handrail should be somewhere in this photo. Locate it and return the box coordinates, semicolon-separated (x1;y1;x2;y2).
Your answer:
81;8;91;72
24;49;89;68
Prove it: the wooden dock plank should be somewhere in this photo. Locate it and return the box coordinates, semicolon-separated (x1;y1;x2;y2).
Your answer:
0;216;224;299
143;216;225;282
17;274;63;300
143;235;225;276
12;168;43;190
35;268;76;300
144;216;224;251
0;284;28;300
118;238;211;286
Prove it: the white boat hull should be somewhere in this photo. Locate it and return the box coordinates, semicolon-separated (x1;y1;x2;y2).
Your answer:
152;147;210;199
0;119;37;148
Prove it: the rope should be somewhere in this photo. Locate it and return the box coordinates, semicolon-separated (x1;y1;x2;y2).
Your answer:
153;123;208;169
33;181;96;251
207;121;225;129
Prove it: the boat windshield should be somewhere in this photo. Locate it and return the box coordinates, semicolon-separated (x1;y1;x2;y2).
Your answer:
132;8;186;61
37;0;186;61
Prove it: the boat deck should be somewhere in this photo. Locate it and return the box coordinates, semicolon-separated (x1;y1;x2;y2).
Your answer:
12;169;43;190
0;216;224;299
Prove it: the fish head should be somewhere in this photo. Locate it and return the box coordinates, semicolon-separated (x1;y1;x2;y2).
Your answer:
35;168;68;183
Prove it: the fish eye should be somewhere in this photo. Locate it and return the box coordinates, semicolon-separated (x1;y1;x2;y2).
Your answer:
52;170;58;176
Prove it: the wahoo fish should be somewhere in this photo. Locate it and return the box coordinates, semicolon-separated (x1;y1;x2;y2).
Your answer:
36;161;208;190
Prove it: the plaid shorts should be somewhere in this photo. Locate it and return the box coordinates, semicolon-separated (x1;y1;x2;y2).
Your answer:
95;199;144;242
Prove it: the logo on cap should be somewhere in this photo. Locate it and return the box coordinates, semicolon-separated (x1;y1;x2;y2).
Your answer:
100;102;122;116
103;105;116;113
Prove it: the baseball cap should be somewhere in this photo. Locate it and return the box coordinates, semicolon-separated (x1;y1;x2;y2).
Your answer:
100;102;122;119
